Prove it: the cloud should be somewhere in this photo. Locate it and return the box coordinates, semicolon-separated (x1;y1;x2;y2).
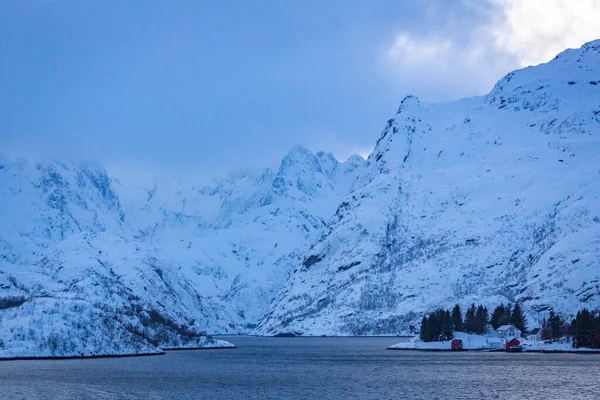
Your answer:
490;0;600;67
383;30;514;102
386;34;454;67
383;0;600;101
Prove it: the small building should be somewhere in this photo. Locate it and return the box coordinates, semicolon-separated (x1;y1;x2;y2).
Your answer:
527;328;541;342
505;338;523;352
451;339;463;351
484;337;504;350
496;324;521;339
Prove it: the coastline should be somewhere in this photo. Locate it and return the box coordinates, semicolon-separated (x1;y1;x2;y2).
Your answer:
0;340;237;361
386;347;600;354
387;333;600;354
0;351;165;362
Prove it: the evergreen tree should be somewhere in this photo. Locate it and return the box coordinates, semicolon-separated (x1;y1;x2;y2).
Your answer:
433;311;441;341
429;312;439;341
475;305;489;334
482;307;489;333
571;309;600;349
451;304;463;332
420;308;457;342
594;313;600;348
491;304;513;329
464;304;476;333
427;314;438;341
474;305;483;334
510;303;527;333
541;317;550;341
570;316;579;347
420;316;430;342
573;310;590;348
501;304;512;327
490;304;505;329
548;310;565;340
442;309;453;340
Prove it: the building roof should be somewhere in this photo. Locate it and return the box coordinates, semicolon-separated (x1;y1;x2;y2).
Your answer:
497;324;521;332
528;328;541;335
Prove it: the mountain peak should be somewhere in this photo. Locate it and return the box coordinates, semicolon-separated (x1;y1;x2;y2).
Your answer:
396;95;421;114
270;146;345;199
554;38;600;61
277;145;341;176
344;154;365;165
283;144;313;159
341;154;365;174
485;38;600;116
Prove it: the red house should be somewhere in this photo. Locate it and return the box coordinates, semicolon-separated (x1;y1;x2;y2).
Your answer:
505;338;522;352
451;339;463;351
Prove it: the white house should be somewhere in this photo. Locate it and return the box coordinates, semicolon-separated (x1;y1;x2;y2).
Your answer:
496;325;521;339
527;328;541;342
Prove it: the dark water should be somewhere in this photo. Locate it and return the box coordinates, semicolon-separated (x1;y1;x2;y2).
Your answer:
1;336;599;399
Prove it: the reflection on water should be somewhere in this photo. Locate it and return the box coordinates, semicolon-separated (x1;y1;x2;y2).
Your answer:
1;336;599;399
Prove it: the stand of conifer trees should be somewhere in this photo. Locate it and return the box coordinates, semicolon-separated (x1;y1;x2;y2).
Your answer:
489;303;527;333
570;309;600;348
419;304;600;348
419;303;530;342
541;310;566;341
419;309;453;342
540;308;600;348
419;304;488;342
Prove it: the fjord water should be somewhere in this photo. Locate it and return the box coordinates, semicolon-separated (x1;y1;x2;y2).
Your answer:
1;337;599;399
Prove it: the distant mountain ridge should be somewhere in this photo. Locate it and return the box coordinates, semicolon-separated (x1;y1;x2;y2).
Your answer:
0;147;363;357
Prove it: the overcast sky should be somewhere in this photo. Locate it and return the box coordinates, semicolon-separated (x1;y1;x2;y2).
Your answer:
1;0;599;181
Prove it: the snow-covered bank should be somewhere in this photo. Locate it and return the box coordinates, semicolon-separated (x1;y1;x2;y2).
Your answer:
0;336;235;361
0;295;236;360
162;338;236;351
387;333;503;351
0;351;165;362
388;334;600;353
522;340;600;353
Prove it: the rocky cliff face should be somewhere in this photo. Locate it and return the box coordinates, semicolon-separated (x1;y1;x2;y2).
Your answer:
255;40;600;336
0;148;363;356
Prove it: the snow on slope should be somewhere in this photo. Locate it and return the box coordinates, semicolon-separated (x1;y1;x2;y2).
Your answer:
0;148;363;357
255;40;600;336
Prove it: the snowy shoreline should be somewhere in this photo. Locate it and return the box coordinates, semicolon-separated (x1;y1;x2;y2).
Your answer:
161;339;237;351
0;340;236;362
386;347;600;354
0;351;165;362
387;333;600;354
0;337;236;361
524;349;600;354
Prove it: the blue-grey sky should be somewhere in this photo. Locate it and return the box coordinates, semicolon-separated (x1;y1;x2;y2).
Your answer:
1;0;598;179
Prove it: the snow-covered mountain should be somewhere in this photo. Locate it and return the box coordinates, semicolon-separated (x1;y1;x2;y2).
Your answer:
255;40;600;336
2;41;600;355
0;147;363;357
